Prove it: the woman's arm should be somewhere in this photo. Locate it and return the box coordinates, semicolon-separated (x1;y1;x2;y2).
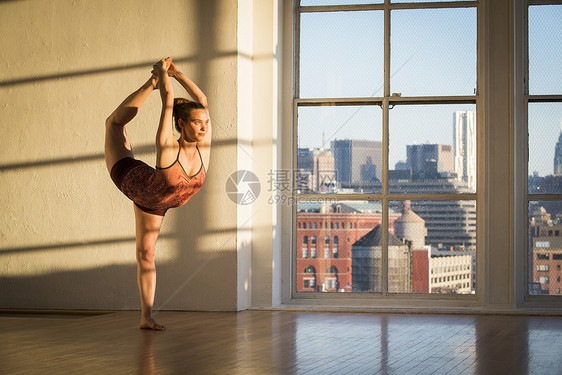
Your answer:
154;58;177;167
168;60;211;169
106;78;156;126
168;63;208;109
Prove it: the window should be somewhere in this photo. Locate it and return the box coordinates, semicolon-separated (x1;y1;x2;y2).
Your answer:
523;2;562;297
537;265;550;272
293;0;478;299
302;266;317;290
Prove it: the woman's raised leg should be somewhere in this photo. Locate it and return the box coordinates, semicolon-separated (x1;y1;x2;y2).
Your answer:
134;205;166;331
104;77;158;173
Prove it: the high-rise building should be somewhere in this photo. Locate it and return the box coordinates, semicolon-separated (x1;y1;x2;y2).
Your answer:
554;121;562;175
429;249;473;294
454;111;477;189
410;199;476;250
406;143;455;176
346;178;477;249
297;148;336;193
332;139;382;187
531;224;562;296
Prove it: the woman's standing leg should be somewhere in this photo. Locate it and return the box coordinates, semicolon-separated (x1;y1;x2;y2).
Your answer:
105;77;163;330
134;205;166;331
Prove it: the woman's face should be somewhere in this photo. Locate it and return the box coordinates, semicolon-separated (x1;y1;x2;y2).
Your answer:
181;109;209;142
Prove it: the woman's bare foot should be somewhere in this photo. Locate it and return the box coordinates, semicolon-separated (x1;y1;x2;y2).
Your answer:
139;317;166;331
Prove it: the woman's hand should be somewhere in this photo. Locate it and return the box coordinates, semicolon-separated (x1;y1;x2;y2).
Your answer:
167;61;179;78
153;58;169;76
149;71;159;90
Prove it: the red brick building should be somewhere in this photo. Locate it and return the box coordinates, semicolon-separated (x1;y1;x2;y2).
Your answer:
411;250;430;293
532;226;562;295
296;205;400;292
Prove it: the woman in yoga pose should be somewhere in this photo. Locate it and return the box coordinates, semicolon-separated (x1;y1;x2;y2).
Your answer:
105;58;211;330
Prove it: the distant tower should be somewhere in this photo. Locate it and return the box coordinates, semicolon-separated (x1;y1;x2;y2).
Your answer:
454;111;477;189
394;208;427;251
554;120;562;175
406;143;455;174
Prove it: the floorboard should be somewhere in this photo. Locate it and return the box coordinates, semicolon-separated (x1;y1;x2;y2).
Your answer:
1;310;561;374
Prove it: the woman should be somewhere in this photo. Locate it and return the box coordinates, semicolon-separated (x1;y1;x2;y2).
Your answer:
105;58;211;330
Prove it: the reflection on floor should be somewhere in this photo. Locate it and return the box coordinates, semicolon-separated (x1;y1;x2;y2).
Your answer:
1;310;562;374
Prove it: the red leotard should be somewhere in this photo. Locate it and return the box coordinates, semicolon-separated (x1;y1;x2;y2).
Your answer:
111;143;205;216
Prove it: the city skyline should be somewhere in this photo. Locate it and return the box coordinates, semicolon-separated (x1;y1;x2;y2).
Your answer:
299;108;562;180
297;4;562;178
298;110;479;192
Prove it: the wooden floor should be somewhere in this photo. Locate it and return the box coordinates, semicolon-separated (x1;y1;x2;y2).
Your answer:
1;310;562;375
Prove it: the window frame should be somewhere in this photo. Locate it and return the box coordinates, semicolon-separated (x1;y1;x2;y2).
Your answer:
289;0;484;304
514;0;562;307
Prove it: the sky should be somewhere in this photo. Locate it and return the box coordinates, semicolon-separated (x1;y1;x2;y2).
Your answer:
528;5;562;176
297;3;562;177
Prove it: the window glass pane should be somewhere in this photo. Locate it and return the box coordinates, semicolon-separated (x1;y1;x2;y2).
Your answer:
391;8;476;96
299;11;384;98
389;200;476;294
301;0;383;4
528;102;562;194
529;5;562;95
529;201;562;296
296;200;384;293
389;104;476;194
297;105;382;194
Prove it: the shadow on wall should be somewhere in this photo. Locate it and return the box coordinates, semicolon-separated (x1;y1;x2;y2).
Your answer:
0;0;253;312
0;139;239;172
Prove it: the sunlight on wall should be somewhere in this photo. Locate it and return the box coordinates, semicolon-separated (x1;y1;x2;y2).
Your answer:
0;0;240;310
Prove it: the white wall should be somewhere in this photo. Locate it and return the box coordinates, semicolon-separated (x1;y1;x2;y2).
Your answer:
0;0;247;311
